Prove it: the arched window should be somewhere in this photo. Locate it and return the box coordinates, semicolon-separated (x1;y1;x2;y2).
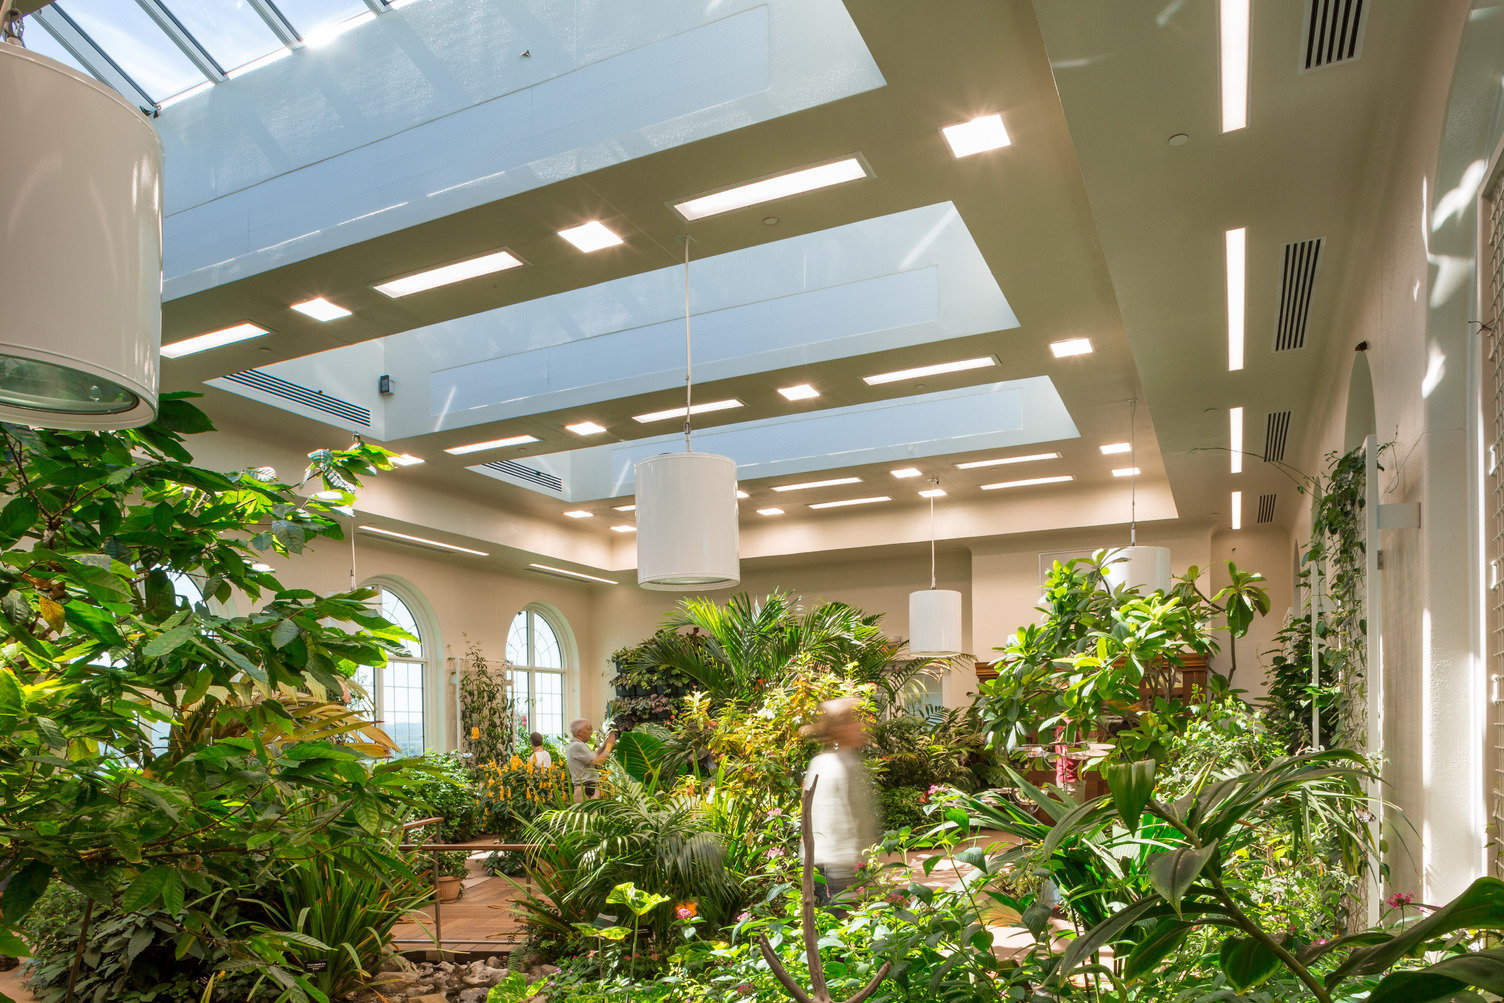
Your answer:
507;608;566;736
354;588;427;756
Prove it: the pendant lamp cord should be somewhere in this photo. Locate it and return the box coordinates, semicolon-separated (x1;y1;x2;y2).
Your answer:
682;236;693;452
1129;397;1139;547
929;478;938;590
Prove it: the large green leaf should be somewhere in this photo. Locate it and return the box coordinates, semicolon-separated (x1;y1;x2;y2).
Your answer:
613;730;667;783
1219;935;1283;991
1041;794;1111;858
1105;759;1156;833
1329;878;1504;987
1146;841;1218;915
1122;919;1192;982
0;861;52;924
0;496;37;545
1055;896;1165;981
1366;947;1504;1003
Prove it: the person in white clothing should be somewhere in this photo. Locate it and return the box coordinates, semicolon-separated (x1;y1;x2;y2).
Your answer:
528;731;552;769
802;697;878;915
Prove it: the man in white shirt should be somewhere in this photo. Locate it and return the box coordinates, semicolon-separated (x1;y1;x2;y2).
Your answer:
803;698;878;916
565;718;614;800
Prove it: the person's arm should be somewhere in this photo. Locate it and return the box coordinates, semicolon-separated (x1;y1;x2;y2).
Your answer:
591;731;616;765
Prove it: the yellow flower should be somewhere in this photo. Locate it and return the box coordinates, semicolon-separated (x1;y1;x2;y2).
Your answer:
471;726;481;740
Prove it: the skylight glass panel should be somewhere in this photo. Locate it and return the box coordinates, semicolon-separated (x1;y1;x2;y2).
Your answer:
159;0;284;75
22;18;92;77
279;0;371;42
53;0;207;101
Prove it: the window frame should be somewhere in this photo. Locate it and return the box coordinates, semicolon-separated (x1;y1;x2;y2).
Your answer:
356;577;439;757
505;604;574;737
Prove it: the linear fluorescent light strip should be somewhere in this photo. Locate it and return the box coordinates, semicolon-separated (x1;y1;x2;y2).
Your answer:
1231;490;1243;530
1220;0;1249;132
864;357;996;386
918;488;946;498
1111;468;1141;478
1099;443;1132;455
955;452;1060;470
772;477;861;492
529;563;617;585
808;496;891;510
632;399;742;423
563;510;592;519
1227;228;1246;371
610;525;636;533
1230;406;1244;473
360;525;488;556
161;322;268;358
390;453;425;466
444;434;538;455
980;475;1074;490
374;250;522;297
757;508;784;516
673;158;868;221
613;504;636;512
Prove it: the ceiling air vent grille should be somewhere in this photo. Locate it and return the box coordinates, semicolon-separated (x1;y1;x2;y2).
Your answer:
1257;493;1278;524
1275;238;1323;351
1264;411;1292;463
1302;0;1366;71
224;370;371;426
482;459;564;493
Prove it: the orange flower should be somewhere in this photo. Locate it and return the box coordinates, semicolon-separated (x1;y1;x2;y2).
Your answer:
470;726;481;740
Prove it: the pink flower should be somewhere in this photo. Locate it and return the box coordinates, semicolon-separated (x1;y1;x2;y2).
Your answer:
766;846;785;858
766;808;783;818
927;784;942;794
886;891;905;905
736;911;752;923
676;906;693;920
1386;891;1414;908
735;985;754;996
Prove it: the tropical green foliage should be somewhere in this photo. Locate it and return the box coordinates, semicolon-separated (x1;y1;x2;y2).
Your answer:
460;635;517;769
0;396;424;1002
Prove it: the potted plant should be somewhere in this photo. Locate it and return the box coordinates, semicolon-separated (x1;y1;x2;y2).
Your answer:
433;850;470;903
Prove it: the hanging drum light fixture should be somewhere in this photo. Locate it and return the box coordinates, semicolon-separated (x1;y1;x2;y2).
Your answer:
634;238;740;590
908;479;962;657
0;15;163;430
1103;397;1173;594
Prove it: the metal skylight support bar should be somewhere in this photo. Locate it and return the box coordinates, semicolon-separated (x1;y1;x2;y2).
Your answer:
31;6;155;108
361;0;391;14
245;0;301;47
134;0;225;82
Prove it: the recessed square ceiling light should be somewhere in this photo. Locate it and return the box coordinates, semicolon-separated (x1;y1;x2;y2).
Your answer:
891;468;922;478
161;322;269;358
374;249;523;298
1099;443;1132;455
808;496;892;510
954;452;1060;470
290;297;352;321
772;477;862;492
778;384;820;401
737;490;749;499
566;420;608;436
390;453;425;466
632;399;743;423
941;114;1011;158
359;525;488;556
610;525;637;533
863;356;997;386
672;157;869;221
444;434;539;455
1049;338;1093;358
613;504;636;512
529;562;617;585
979;475;1074;490
919;488;947;498
563;510;593;519
558;221;624;252
1111;467;1141;478
757;507;785;516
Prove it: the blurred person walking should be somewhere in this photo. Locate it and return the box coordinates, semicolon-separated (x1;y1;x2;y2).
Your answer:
802;697;879;915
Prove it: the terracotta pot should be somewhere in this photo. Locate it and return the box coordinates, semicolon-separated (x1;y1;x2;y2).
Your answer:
436;875;464;903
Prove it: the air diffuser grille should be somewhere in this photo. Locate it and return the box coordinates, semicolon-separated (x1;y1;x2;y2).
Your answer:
1275;238;1323;351
1264;411;1292;463
1257;493;1278;524
1302;0;1366;70
483;459;564;493
224;370;371;425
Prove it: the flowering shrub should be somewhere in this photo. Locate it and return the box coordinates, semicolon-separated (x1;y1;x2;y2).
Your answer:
476;754;572;838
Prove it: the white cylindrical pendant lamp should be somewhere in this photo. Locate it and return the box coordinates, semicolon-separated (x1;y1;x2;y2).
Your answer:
1104;546;1173;595
908;588;963;657
635;451;740;590
0;43;163;430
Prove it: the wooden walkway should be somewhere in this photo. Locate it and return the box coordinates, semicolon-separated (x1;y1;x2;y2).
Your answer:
391;870;534;956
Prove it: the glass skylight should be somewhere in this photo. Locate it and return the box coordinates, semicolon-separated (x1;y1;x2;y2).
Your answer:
160;0;283;75
21;19;91;76
53;0;208;100
283;0;372;41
